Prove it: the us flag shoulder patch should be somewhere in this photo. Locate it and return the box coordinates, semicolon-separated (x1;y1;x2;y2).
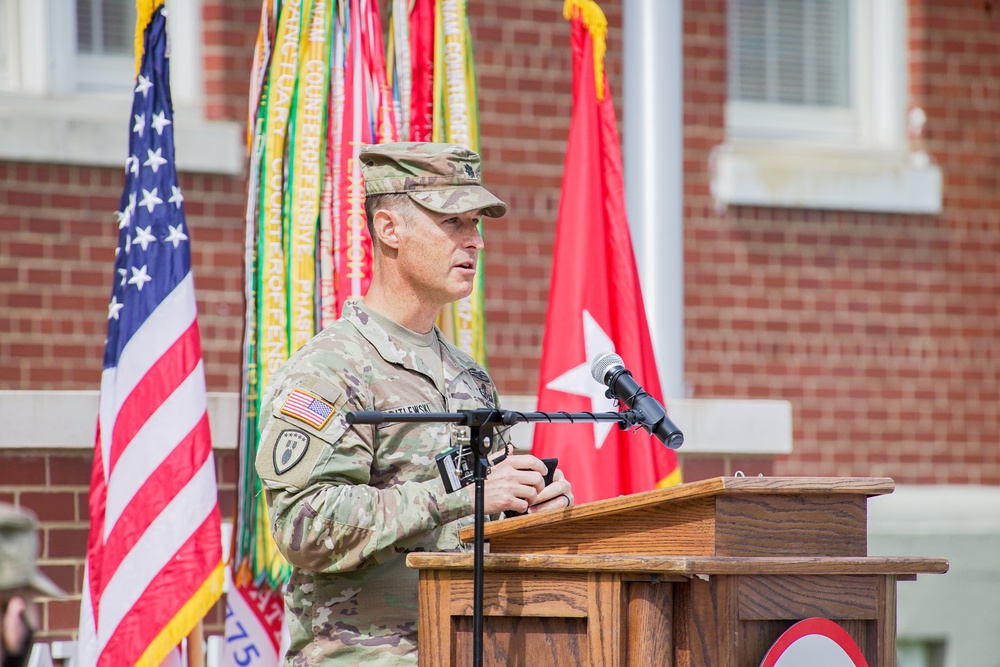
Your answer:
280;388;335;429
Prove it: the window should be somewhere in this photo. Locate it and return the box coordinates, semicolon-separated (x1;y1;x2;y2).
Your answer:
712;0;943;214
898;639;946;667
76;0;137;91
728;0;854;142
0;0;241;174
731;0;850;107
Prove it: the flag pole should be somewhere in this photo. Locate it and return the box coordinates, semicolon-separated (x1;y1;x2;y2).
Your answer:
186;620;205;667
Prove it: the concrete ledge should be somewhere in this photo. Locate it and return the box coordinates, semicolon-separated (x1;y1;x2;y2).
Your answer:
0;390;241;450
0;391;793;456
0;93;244;175
869;484;1000;536
711;140;943;214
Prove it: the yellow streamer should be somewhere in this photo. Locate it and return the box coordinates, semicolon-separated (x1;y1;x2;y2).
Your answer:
255;0;312;584
288;0;332;351
433;0;487;364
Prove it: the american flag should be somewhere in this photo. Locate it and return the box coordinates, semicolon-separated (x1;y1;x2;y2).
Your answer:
77;6;224;666
280;388;335;429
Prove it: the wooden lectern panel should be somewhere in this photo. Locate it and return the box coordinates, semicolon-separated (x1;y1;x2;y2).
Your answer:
452;616;587;666
714;494;868;556
416;477;944;667
462;477;892;558
737;575;878;620
411;554;946;666
625;581;673;665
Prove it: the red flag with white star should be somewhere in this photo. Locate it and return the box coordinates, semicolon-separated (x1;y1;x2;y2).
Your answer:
531;0;681;504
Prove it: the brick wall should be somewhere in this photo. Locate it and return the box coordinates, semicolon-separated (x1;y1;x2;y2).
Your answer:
1;0;998;644
0;448;238;641
0;164;248;390
202;1;262;122
680;0;1000;483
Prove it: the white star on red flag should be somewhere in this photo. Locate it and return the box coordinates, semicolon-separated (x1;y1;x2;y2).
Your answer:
544;310;617;448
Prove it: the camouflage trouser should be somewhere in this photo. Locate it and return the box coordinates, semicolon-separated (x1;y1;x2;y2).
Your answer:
285;557;419;666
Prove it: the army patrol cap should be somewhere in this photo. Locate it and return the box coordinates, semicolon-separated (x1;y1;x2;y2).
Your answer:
0;503;66;597
360;142;508;218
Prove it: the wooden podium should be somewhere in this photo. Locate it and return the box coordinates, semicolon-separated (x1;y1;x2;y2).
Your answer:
407;476;948;667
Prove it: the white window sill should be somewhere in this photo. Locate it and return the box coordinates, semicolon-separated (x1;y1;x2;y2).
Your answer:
0;92;244;175
710;140;943;215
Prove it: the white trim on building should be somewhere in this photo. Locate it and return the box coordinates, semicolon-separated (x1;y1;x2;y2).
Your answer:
0;391;793;456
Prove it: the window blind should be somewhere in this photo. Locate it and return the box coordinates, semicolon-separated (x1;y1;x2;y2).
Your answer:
76;0;135;56
729;0;851;108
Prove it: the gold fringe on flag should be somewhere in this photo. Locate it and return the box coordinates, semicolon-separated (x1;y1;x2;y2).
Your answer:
562;0;608;101
133;0;166;74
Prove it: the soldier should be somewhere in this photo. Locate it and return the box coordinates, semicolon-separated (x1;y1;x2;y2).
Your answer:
0;503;66;667
256;142;574;665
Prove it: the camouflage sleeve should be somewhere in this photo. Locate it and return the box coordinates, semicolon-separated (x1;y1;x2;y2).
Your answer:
254;374;474;574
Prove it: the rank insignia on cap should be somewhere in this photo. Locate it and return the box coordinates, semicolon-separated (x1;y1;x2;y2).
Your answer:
280;388;335;429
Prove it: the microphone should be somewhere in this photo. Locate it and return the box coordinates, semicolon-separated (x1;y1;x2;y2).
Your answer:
590;353;684;449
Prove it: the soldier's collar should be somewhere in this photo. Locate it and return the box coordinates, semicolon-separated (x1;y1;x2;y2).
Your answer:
342;299;475;376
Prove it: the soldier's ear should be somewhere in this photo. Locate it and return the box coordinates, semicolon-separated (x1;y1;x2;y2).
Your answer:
371;208;401;250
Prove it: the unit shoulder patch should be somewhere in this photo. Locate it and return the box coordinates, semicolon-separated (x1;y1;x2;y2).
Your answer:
273;429;310;475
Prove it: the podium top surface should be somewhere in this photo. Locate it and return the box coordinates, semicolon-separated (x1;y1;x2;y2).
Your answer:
407;553;949;576
462;476;894;545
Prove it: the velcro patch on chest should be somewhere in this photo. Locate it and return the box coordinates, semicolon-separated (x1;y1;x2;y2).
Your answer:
466;367;495;406
280;388;336;429
378;402;433;428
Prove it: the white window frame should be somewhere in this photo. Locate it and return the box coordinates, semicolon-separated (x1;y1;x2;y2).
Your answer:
712;0;942;214
74;0;140;91
0;0;17;89
727;0;860;144
0;0;242;175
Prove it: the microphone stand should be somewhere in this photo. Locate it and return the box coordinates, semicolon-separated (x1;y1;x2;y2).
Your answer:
345;408;638;667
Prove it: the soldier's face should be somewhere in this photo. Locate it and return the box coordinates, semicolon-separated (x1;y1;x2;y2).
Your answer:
396;203;485;307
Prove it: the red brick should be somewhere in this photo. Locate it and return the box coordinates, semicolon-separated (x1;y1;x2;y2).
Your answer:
19;492;77;522
45;528;89;559
679;455;727;482
0;455;47;485
38;563;77;594
44;598;82;632
46;455;92;487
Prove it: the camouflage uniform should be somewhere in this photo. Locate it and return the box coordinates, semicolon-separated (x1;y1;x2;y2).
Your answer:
1;503;66;667
255;143;507;666
0;503;66;598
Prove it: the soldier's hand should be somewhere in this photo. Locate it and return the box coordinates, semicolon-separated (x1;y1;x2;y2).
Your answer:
526;467;573;514
1;594;34;661
471;454;547;515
